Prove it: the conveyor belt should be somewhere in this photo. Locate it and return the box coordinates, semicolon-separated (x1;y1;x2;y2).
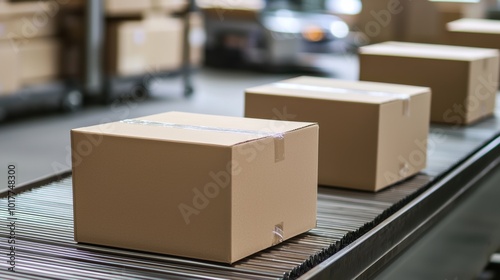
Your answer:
2;112;500;279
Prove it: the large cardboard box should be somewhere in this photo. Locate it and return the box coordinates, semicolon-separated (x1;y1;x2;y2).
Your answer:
71;111;318;263
0;1;59;41
106;17;183;76
447;18;500;82
359;41;499;125
245;77;431;191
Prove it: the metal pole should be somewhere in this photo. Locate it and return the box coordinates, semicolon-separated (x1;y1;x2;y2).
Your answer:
181;0;194;97
85;0;104;98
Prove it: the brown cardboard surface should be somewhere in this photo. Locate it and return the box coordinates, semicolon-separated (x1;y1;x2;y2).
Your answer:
355;0;487;44
245;76;431;191
72;111;318;263
359;41;499;124
104;0;152;16
19;37;61;82
0;1;59;41
0;44;19;95
143;16;183;72
152;0;188;13
107;17;182;76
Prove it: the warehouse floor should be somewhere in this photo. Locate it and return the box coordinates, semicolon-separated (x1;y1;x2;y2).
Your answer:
0;54;358;188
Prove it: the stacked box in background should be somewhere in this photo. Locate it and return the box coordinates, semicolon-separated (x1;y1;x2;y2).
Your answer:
0;1;63;95
106;16;183;76
104;0;204;76
355;0;493;45
447;18;500;83
359;41;499;125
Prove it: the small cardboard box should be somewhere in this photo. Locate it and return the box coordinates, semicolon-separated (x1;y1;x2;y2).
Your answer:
71;112;318;263
447;18;500;83
359;41;499;125
245;76;431;191
106;17;182;76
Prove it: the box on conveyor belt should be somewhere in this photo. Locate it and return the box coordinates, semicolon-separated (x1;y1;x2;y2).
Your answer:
71;111;319;263
106;16;183;76
447;18;500;83
245;76;431;192
359;41;499;125
0;1;60;41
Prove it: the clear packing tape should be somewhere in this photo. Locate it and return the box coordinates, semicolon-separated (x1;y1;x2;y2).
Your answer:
120;119;286;162
273;83;411;117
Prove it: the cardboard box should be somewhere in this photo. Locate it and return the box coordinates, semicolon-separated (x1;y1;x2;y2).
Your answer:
19;38;61;83
0;1;59;41
447;18;500;82
152;0;188;13
0;37;60;93
359;41;499;124
355;0;406;44
354;0;489;45
71;111;318;263
198;0;263;21
0;45;19;95
245;77;430;191
104;0;152;17
106;17;183;76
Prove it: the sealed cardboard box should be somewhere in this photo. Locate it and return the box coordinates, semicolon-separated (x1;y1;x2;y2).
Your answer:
106;17;182;76
447;18;500;82
245;76;431;191
71;111;318;263
359;41;499;125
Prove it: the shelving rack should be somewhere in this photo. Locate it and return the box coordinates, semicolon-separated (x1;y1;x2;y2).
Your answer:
0;0;195;121
84;0;195;104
